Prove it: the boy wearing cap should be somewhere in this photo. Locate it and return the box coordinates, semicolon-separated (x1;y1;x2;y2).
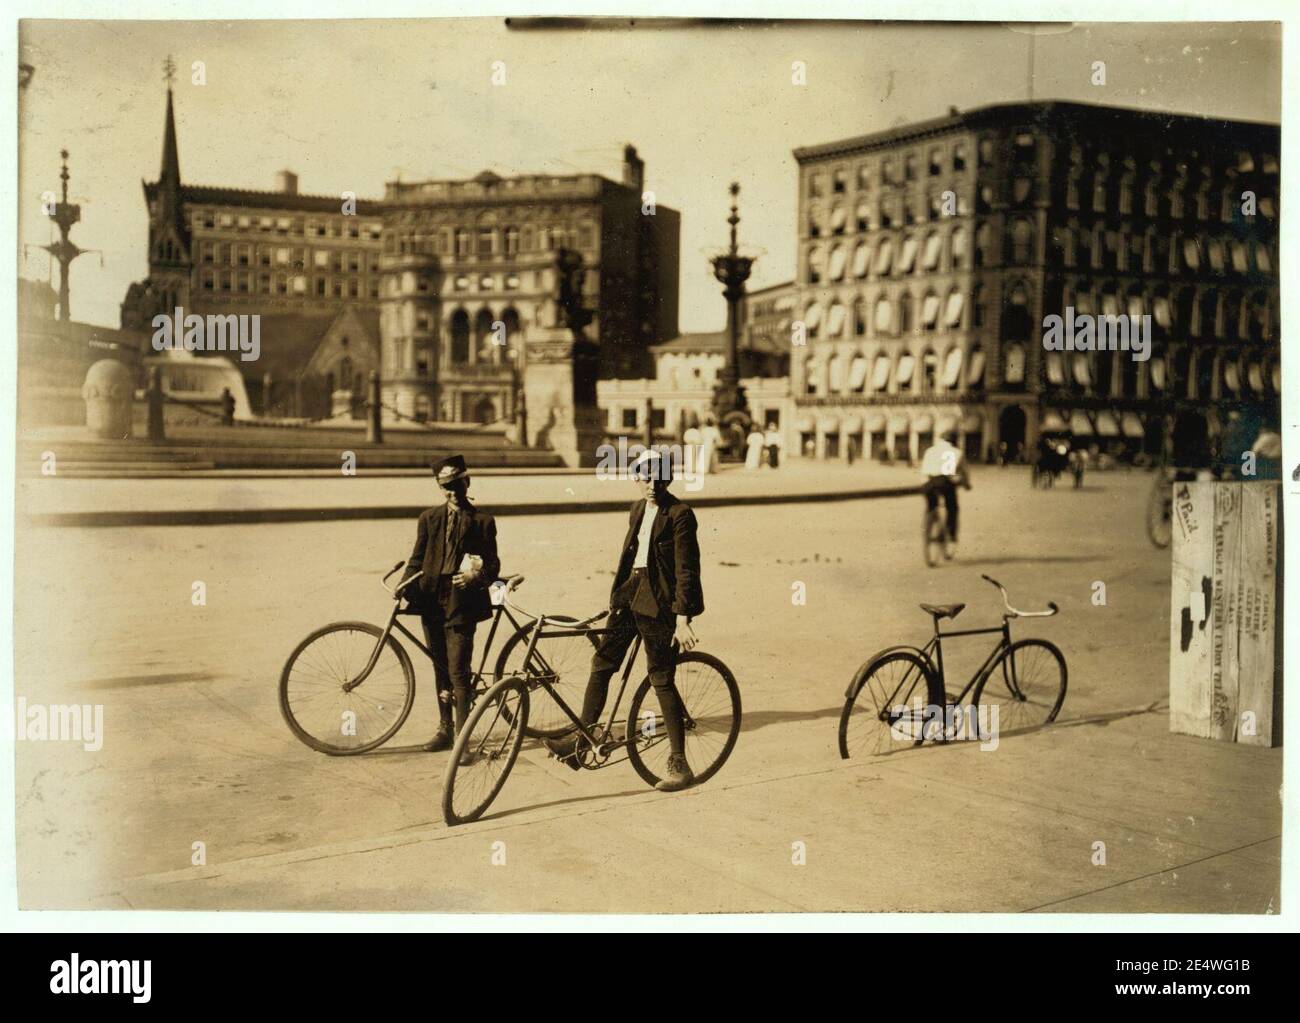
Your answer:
545;448;703;791
919;428;971;550
401;454;500;752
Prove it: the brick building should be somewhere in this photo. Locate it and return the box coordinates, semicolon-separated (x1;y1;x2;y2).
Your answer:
121;85;679;424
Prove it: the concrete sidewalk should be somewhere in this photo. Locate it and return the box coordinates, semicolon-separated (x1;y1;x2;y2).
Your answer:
84;707;1280;914
20;461;927;527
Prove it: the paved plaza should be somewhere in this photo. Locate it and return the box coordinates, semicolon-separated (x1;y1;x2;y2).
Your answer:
13;467;1281;913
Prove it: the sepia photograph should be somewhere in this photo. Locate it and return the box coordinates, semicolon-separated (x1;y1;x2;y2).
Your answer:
6;6;1289;933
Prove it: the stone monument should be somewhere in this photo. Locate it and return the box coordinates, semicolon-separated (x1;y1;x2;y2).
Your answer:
521;248;605;467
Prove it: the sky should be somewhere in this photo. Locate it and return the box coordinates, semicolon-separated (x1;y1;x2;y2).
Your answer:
17;19;1281;332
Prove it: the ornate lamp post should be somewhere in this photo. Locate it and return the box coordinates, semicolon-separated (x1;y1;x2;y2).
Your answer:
708;182;759;433
43;150;90;322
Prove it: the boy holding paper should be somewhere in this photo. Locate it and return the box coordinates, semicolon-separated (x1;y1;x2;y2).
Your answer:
400;454;500;752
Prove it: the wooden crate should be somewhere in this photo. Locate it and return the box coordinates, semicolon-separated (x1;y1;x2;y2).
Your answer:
1169;481;1282;746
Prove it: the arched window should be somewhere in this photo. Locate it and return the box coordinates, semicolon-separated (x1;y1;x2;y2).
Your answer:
501;307;521;351
449;309;470;363
1010;219;1034;263
474;308;495;359
1199;290;1220;339
853;295;867;337
974;223;993;267
1002;284;1032;342
898;292;914;335
950;226;967;270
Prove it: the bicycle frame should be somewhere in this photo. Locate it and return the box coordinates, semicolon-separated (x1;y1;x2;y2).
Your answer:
342;592;527;694
511;617;650;765
920;617;1017;706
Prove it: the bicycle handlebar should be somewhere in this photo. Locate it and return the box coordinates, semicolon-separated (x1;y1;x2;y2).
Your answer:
981;574;1059;619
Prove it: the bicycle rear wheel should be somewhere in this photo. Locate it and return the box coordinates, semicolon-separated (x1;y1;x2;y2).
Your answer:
972;638;1067;736
838;648;942;759
280;621;415;755
627;652;740;789
494;616;595;739
442;677;528;826
1146;472;1173;548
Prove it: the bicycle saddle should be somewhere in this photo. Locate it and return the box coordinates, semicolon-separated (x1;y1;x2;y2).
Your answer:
919;602;965;620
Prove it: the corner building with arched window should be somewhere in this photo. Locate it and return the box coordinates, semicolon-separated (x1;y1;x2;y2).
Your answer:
790;101;1279;465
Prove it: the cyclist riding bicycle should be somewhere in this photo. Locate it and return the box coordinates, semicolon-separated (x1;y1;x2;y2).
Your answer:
919;429;971;554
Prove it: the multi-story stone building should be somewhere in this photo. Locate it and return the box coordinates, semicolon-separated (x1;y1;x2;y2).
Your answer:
122;85;680;424
790;100;1280;464
378;147;679;424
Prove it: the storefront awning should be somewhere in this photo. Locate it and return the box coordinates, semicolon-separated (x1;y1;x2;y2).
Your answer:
888;413;909;432
828;247;847;281
896;354;916;385
921;294;941;328
818;415;840;433
945;291;964;328
1041;410;1068;433
871;354;892;390
961;412;984;432
1223;359;1241;393
1045;352;1066;385
1070;410;1094;436
914;413;935;432
1095;411;1120;437
795;414;815;433
848;356;869;391
865;412;886;432
941;348;963;388
1121;413;1145;439
851;243;870;278
937;413;958;433
1071;353;1091;386
842;413;863;434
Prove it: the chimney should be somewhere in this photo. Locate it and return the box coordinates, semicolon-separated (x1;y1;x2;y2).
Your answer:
276;169;298;195
622;144;644;192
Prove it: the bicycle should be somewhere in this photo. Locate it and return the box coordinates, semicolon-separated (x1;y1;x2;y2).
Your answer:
279;561;564;754
923;502;951;568
838;575;1066;759
443;588;742;826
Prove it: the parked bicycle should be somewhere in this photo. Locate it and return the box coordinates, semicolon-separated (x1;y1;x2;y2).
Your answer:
838;575;1066;758
443;584;741;826
280;562;564;755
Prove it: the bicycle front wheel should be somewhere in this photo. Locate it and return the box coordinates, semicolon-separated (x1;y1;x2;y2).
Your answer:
279;621;415;755
972;638;1067;736
838;648;942;759
494;615;594;739
442;677;529;826
627;652;741;789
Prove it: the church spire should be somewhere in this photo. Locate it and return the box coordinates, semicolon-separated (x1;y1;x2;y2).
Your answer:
158;56;183;228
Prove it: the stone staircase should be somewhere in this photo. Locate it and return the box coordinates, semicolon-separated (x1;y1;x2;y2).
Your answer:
17;424;566;477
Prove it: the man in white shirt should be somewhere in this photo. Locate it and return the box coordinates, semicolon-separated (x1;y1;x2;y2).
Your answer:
919;429;971;548
545;448;703;791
